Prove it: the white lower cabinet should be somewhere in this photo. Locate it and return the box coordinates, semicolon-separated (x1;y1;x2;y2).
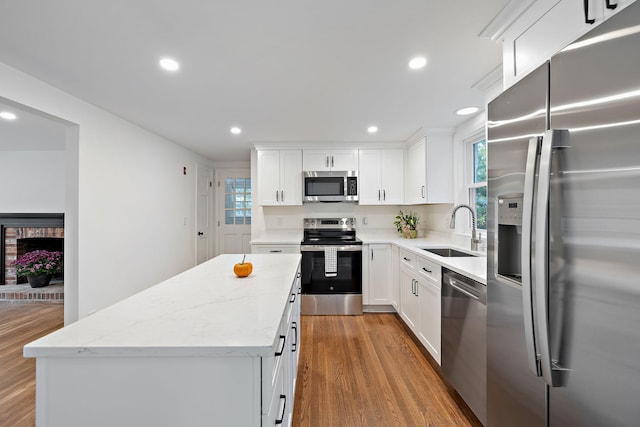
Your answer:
263;270;300;427
251;244;300;254
364;244;393;306
398;249;442;364
417;277;441;365
399;267;419;331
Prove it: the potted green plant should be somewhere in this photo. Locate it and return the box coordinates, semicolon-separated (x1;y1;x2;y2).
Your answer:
393;210;420;238
12;250;63;288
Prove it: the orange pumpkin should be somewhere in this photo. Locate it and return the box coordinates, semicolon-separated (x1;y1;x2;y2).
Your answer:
234;261;253;278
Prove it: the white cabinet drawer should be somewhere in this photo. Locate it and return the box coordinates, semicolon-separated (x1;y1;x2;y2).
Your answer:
416;256;441;285
399;249;416;268
252;244;300;254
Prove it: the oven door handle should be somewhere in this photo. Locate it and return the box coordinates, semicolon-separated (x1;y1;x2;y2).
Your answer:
300;245;362;252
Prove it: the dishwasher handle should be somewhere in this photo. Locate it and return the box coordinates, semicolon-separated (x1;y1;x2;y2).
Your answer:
443;271;485;303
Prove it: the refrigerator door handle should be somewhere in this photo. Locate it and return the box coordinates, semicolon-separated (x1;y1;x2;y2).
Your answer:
534;129;570;387
522;136;542;377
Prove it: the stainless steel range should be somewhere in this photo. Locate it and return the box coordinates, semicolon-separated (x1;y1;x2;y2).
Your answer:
300;217;362;315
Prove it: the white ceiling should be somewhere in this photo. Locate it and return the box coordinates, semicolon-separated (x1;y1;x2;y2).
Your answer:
0;0;509;161
0;99;67;151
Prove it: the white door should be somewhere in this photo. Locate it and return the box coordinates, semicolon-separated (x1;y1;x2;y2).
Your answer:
196;164;214;265
217;169;252;255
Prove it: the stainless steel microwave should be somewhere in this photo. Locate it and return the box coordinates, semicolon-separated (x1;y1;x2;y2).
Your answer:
303;171;358;203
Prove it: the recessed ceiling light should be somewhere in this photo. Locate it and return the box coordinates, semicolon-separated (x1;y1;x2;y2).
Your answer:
408;56;427;70
367;126;378;134
230;127;242;135
456;107;480;116
0;111;17;121
159;57;180;72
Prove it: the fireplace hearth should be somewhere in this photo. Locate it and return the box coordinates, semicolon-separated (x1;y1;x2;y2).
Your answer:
1;214;64;285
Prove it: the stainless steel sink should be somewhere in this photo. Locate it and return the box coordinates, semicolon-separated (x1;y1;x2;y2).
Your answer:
421;247;477;257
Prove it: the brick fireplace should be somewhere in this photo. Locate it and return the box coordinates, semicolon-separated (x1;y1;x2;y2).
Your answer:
1;214;64;285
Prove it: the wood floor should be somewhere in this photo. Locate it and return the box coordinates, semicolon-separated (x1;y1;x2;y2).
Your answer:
0;303;64;427
1;307;479;427
293;313;481;427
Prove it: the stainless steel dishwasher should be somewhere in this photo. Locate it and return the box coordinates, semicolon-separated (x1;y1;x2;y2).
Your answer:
441;268;486;425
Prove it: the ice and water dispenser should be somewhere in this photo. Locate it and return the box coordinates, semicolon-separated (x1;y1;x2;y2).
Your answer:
496;194;523;283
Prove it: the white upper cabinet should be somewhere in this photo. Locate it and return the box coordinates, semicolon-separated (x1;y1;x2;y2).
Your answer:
500;0;636;88
302;149;358;171
405;135;453;205
358;149;404;205
257;149;302;206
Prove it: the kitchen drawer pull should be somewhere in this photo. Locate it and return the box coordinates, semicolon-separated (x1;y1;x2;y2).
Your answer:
275;394;286;425
275;335;286;357
292;322;297;352
270;250;283;253
422;267;432;274
403;257;411;262
290;293;296;303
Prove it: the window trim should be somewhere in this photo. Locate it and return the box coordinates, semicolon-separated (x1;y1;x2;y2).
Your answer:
465;132;487;233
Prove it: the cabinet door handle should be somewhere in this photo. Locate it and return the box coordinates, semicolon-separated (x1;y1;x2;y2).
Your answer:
292;322;298;352
290;293;296;303
371;249;374;260
275;394;287;425
415;280;419;297
331;155;334;167
422;267;432;274
378;190;381;201
275;335;286;357
411;279;415;295
606;0;617;9
383;189;386;201
276;190;279;202
583;0;595;23
421;185;425;198
326;156;329;168
281;190;284;201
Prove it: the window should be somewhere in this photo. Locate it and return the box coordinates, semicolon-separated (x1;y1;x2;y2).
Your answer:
224;178;251;225
468;137;487;230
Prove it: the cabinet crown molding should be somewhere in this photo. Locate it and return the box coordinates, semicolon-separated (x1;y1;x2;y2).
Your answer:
479;0;537;41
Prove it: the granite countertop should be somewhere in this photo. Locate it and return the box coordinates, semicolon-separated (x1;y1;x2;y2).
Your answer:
24;254;302;358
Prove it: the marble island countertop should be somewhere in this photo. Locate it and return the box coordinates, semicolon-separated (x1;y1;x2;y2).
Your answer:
24;254;302;359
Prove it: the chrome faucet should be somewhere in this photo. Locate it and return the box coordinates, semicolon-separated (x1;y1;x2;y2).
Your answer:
450;204;482;251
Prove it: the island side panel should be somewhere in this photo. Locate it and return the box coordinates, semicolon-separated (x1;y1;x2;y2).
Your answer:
35;356;261;427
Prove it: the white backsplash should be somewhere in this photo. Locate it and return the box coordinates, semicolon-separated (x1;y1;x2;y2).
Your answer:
253;203;455;237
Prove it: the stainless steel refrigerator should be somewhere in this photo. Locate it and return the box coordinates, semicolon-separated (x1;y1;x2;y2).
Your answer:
487;3;640;426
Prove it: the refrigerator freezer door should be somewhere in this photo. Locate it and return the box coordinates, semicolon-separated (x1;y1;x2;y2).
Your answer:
487;63;548;427
547;3;640;425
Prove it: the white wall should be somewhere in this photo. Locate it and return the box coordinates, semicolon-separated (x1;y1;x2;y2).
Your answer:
0;150;65;212
0;62;214;322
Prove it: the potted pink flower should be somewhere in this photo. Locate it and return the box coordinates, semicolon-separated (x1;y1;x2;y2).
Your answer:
12;250;63;288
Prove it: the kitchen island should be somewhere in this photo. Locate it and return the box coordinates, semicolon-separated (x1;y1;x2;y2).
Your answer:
24;254;302;427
